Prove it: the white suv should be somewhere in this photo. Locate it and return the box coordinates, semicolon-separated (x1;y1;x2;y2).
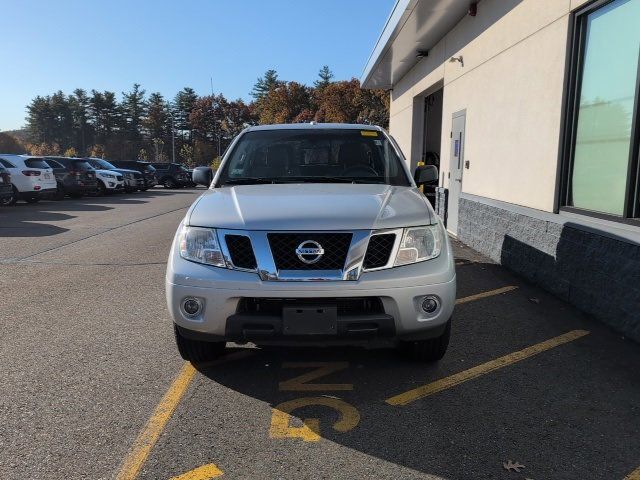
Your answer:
0;155;57;205
166;124;456;362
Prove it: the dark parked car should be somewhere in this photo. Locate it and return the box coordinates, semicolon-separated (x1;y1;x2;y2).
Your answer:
150;163;194;188
44;157;98;199
0;163;13;206
85;158;144;193
110;160;158;190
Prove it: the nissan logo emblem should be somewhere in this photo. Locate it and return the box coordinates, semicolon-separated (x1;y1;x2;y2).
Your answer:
295;240;325;264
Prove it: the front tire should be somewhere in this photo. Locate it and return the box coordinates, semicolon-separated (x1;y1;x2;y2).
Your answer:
400;320;451;362
174;325;226;363
96;181;107;196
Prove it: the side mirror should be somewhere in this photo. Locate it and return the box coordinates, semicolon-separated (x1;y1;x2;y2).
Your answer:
414;165;438;185
192;166;214;186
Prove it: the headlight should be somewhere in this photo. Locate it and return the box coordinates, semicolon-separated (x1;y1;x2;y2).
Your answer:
103;173;115;179
125;173;134;179
179;226;225;267
394;225;442;266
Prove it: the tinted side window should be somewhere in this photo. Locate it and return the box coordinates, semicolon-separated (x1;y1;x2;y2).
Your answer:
45;160;64;169
25;159;51;169
72;161;93;171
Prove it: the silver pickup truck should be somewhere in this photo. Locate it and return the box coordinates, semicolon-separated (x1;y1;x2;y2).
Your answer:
166;124;456;362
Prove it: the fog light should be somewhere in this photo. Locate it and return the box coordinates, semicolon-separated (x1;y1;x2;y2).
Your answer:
181;297;203;317
421;296;440;314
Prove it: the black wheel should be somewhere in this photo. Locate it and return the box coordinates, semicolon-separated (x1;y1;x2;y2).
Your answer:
163;177;177;189
174;325;226;363
1;186;17;206
96;181;107;196
54;183;65;200
400;320;451;362
24;195;40;204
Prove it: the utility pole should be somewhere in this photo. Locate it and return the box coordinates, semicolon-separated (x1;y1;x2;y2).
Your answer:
171;107;176;163
210;76;219;159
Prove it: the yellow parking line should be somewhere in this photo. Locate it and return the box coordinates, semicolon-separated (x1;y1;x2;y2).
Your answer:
386;330;589;406
625;466;640;480
456;285;518;305
170;463;224;480
116;351;252;480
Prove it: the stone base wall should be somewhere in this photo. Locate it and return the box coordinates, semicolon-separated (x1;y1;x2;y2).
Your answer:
457;196;640;342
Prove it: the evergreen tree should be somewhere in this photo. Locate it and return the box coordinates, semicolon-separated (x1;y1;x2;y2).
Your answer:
251;69;280;99
314;65;334;89
69;88;92;154
121;83;147;142
145;92;169;141
173;87;198;141
26;95;53;144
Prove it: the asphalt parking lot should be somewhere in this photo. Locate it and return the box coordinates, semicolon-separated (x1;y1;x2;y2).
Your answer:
1;190;639;480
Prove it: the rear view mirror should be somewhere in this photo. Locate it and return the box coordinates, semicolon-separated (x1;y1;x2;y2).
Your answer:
192;166;214;186
414;165;438;185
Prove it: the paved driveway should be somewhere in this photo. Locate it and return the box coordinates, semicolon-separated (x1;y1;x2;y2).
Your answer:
0;190;638;480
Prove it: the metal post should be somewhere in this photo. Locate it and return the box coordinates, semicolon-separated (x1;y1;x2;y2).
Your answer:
171;110;176;163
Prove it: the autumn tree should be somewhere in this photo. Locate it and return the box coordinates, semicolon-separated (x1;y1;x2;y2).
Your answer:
0;132;25;154
255;82;314;124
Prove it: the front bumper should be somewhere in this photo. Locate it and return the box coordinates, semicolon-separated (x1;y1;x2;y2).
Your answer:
166;236;456;343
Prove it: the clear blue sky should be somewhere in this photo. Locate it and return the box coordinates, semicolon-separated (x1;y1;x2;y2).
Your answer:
0;0;394;132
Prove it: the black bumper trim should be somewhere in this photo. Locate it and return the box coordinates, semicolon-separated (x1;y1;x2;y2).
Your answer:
225;313;396;341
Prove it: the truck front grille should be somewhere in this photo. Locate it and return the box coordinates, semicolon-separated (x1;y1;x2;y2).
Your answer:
363;234;396;269
225;235;257;270
267;232;352;271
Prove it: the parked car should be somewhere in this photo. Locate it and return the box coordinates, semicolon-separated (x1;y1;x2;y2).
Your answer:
110;160;157;190
167;124;456;363
43;157;98;199
85;158;144;193
151;162;194;188
0;154;57;205
0;163;13;206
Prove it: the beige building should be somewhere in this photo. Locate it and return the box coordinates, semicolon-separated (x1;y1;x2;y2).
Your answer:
362;0;640;340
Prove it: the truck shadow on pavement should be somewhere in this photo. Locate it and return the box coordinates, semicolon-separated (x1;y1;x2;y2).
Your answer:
187;262;640;480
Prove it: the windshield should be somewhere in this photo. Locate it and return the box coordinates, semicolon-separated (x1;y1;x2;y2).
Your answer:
92;159;116;170
217;129;410;186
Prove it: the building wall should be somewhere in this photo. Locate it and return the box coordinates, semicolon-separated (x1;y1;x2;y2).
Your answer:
387;0;640;341
390;0;578;212
458;194;640;343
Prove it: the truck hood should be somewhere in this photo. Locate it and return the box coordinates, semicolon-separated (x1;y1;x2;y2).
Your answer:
187;184;434;230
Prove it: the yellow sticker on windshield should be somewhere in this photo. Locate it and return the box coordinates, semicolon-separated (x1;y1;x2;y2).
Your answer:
361;130;379;137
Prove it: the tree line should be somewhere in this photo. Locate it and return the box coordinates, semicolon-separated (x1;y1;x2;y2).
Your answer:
14;67;389;166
